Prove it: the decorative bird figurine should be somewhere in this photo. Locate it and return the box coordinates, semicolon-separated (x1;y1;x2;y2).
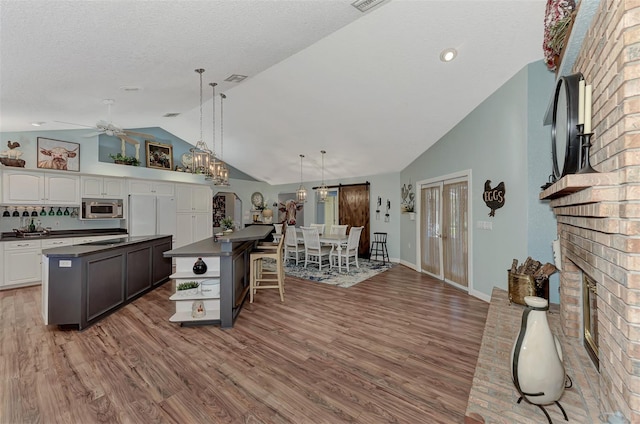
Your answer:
7;140;20;149
483;180;506;217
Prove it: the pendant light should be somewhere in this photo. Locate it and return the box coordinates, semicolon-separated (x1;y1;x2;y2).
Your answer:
206;82;219;182
190;68;212;176
317;150;329;203
215;93;230;186
296;154;307;202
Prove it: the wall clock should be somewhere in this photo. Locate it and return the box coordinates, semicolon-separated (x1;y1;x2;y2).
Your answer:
552;73;582;180
251;192;264;208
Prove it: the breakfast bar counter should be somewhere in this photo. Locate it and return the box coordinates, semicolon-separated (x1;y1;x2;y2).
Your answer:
163;225;272;328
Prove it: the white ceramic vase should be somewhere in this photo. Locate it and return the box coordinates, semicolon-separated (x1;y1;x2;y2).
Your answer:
510;296;565;405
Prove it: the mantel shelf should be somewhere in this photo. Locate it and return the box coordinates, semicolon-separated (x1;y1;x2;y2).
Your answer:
539;172;618;200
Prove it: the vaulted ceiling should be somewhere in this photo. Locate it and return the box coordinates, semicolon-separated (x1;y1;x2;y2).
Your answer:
0;0;547;184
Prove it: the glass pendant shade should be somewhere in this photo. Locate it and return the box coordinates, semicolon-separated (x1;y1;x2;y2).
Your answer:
317;150;328;203
297;185;307;202
318;184;329;202
191;140;211;175
297;154;307;202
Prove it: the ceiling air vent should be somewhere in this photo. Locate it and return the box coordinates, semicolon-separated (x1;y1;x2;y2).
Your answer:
163;113;180;118
225;74;248;83
351;0;387;12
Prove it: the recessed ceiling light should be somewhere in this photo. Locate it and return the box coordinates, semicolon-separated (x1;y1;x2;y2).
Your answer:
440;48;458;62
31;122;45;127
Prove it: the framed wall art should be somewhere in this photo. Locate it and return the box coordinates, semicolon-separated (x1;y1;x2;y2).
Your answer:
146;141;173;170
37;137;80;172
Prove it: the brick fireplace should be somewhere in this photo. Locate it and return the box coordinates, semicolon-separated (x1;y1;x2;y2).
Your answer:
539;0;640;421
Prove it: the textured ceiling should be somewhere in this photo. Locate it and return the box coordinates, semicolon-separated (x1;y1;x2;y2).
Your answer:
0;0;547;185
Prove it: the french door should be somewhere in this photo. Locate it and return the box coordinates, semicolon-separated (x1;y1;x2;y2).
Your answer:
420;177;469;289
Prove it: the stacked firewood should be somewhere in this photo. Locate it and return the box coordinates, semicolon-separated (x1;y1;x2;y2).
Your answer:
510;257;558;279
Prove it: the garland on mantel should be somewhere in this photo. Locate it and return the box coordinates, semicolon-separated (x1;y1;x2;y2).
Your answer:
543;0;576;71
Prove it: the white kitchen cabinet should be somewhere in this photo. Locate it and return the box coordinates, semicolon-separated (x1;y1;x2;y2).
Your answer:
3;239;42;287
128;179;174;196
175;212;212;248
41;238;74;248
176;184;212;213
81;176;125;199
2;170;79;205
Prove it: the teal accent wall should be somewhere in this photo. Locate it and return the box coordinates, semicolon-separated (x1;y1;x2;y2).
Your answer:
400;60;557;301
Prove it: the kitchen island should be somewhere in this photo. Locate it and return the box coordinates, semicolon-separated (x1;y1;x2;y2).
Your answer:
163;225;272;328
42;235;173;330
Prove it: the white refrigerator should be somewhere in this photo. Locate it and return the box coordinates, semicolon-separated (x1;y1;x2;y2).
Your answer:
128;195;177;243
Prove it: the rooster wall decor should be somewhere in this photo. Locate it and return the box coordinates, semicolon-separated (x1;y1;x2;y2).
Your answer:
0;140;25;167
483;180;506;217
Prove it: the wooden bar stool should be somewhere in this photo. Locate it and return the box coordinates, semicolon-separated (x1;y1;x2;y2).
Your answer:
370;232;389;264
250;228;286;303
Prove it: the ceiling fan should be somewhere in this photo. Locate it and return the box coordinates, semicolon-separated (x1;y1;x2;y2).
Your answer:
55;99;154;159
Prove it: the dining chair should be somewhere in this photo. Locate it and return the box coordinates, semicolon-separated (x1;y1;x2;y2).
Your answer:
330;226;364;272
301;226;332;270
329;224;348;236
309;223;325;235
249;228;286;303
284;225;305;265
271;223;284;243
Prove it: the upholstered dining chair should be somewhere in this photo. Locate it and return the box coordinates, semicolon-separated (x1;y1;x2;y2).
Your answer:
329;224;348;236
284;225;305;265
249;227;286;303
301;226;332;270
330;226;363;272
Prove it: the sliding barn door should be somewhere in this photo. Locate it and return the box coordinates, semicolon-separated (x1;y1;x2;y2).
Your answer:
339;184;370;257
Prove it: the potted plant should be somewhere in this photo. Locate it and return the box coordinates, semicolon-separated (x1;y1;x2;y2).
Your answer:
177;281;199;296
220;216;235;233
109;153;140;166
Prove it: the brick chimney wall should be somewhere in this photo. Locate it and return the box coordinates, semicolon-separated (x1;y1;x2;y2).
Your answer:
545;0;640;420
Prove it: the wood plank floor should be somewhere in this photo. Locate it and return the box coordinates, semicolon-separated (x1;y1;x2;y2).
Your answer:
0;264;488;424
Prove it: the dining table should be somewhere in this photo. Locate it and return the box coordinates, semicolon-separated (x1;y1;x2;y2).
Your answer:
317;233;350;272
272;229;350;272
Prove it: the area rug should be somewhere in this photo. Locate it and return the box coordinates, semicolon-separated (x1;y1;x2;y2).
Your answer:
284;259;394;288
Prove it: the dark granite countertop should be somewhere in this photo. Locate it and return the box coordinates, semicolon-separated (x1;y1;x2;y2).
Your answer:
164;225;272;258
42;235;172;258
1;228;128;241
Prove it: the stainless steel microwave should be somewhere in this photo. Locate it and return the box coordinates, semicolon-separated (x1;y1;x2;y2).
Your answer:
81;198;124;219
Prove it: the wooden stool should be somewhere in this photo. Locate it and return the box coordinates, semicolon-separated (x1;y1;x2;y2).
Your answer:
370;232;389;264
250;228;286;303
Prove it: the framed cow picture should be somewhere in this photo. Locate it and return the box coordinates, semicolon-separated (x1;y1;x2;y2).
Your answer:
37;137;80;172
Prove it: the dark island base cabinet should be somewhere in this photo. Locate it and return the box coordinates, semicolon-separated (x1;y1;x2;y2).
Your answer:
87;253;126;321
126;246;152;300
48;236;172;330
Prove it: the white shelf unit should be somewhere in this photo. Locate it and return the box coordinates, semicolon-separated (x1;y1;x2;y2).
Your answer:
169;256;221;324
